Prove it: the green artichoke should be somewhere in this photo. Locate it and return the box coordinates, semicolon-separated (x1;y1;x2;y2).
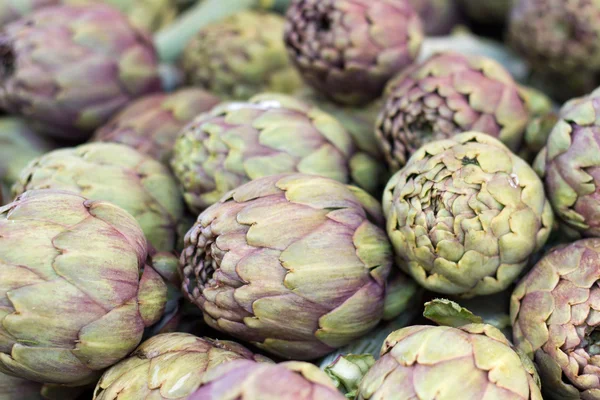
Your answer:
171;93;385;213
511;238;600;399
509;0;600;75
0;190;167;386
93;333;271;400
376;52;532;171
12;143;184;252
181;11;302;101
542;87;600;237
284;0;424;106
383;132;554;297
357;322;542;399
408;0;462;35
0;4;162;141
93;89;220;164
460;0;512;24
188;360;345;400
180;173;393;360
0;118;54;200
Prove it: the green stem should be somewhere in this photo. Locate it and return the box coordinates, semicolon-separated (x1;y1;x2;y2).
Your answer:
153;0;256;63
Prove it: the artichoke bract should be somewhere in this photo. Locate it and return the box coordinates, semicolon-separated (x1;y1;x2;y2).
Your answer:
0;4;161;141
511;239;600;399
376;52;531;171
357;324;542;400
189;360;345;400
284;0;424;106
408;0;461;35
383;132;554;297
93;333;271;400
0;117;54;195
0;190;167;386
509;0;600;75
93;89;220;164
171;93;385;213
543;88;600;237
12;143;185;253
181;11;302;101
180;173;393;360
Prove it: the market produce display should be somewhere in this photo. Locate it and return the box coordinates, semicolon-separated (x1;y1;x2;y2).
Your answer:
182;10;303;100
284;0;424;105
171;93;384;213
0;4;161;141
93;89;220;164
2;1;600;399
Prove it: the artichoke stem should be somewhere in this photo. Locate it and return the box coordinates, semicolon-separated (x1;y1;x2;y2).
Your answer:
154;0;257;63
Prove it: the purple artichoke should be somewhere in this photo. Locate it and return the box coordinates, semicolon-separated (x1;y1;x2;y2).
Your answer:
0;4;161;141
180;173;393;360
542;87;600;237
93;88;220;164
189;360;345;400
284;0;424;105
376;52;532;171
511;238;600;399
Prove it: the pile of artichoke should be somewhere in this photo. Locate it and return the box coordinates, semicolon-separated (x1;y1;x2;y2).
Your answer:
1;0;599;399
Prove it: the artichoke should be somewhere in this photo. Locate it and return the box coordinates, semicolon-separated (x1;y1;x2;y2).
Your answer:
188;360;345;400
376;52;532;171
511;238;600;399
180;173;393;360
542;87;600;238
284;0;424;106
181;11;302;101
93;89;220;164
383;132;554;297
357;321;542;399
0;117;54;199
459;0;512;24
0;190;167;386
12;143;184;252
509;0;600;75
0;1;178;32
0;4;161;141
93;333;271;400
408;0;462;36
171;93;385;213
